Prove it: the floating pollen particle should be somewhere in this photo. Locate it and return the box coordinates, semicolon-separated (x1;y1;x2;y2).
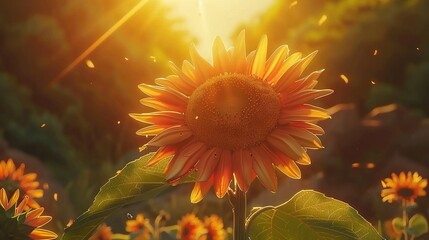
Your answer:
318;15;327;26
366;163;375;169
289;1;298;8
40;123;46;128
150;56;157;62
124;57;129;61
340;74;349;84
86;59;95;68
54;193;58;201
373;50;378;56
351;163;360;168
66;219;74;227
371;81;376;85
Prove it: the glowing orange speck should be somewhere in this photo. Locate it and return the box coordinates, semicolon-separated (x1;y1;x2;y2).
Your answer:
318;15;327;26
124;57;129;61
351;163;360;168
54;193;58;201
40;123;46;128
86;60;95;69
289;1;298;8
416;47;420;51
366;163;375;169
373;50;378;56
371;81;376;85
117;121;121;124
195;116;199;120
340;74;349;84
43;183;49;190
66;219;74;227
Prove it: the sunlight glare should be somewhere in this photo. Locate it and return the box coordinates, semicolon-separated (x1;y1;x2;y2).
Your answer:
318;15;327;26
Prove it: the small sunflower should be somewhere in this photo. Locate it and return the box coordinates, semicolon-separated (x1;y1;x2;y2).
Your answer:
177;213;204;240
125;213;152;240
0;188;57;240
89;223;112;240
131;31;332;203
0;159;43;209
200;215;226;240
381;171;427;204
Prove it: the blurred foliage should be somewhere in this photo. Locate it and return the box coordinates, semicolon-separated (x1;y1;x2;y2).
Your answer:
240;0;429;115
0;0;191;220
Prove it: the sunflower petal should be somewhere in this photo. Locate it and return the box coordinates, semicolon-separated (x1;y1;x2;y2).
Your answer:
251;35;268;78
250;146;278;192
191;176;214;203
146;126;192;147
214;150;233;198
263;45;289;81
196;148;222;181
213;37;230;74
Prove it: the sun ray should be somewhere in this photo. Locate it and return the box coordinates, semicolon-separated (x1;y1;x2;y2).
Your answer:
50;0;149;86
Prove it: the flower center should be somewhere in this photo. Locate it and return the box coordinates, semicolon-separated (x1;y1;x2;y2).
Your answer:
186;73;280;150
397;188;415;199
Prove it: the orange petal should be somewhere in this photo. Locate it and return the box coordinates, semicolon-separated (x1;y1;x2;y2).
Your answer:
232;149;253;192
25;216;52;227
165;141;206;180
268;52;302;85
29;229;58;240
263;45;289;81
214;150;233;198
275;51;318;91
251;35;268;78
213;36;230;74
191;176;214;203
267;129;306;160
272;151;302;179
189;44;214;81
136;125;165;137
279;105;330;123
130;111;184;126
282;89;333;108
155;76;195;97
26;207;45;220
287;122;325;135
146;126;192;147
250;146;278;192
232;30;247;73
196;148;222;181
146;145;176;166
278;127;323;149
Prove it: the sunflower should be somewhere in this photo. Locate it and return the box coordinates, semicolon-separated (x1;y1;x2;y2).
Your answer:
125;213;152;240
200;215;226;240
0;159;43;209
177;213;204;240
131;31;332;203
381;171;427;205
0;188;57;240
89;223;112;240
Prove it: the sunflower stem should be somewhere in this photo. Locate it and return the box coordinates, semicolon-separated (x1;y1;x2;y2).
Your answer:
229;184;248;240
402;200;409;240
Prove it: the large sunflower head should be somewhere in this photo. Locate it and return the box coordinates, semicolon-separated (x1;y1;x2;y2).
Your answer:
381;171;427;205
131;31;332;203
200;215;226;240
177;213;204;240
0;188;57;240
0;159;43;209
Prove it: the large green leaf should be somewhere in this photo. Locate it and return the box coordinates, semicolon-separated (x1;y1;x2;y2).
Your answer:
248;190;382;240
61;153;183;240
408;214;428;238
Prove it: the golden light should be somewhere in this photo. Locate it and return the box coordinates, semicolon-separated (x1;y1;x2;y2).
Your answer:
289;1;298;8
50;0;150;85
371;81;376;85
373;49;378;56
366;163;375;169
117;120;121;125
66;219;74;228
86;59;95;69
369;104;397;117
149;56;157;62
340;74;349;84
40;123;46;128
318;15;327;26
124;57;129;61
351;163;360;168
54;193;58;201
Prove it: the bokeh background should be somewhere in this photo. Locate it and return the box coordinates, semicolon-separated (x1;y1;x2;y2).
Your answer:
0;0;428;237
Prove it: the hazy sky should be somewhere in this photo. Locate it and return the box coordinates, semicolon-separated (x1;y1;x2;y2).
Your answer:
163;0;274;59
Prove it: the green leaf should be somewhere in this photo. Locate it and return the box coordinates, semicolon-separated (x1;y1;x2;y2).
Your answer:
61;153;187;240
248;190;382;240
391;217;404;234
408;214;428;238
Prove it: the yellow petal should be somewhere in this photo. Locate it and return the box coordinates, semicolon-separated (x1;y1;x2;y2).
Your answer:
146;126;192;147
251;35;268;78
